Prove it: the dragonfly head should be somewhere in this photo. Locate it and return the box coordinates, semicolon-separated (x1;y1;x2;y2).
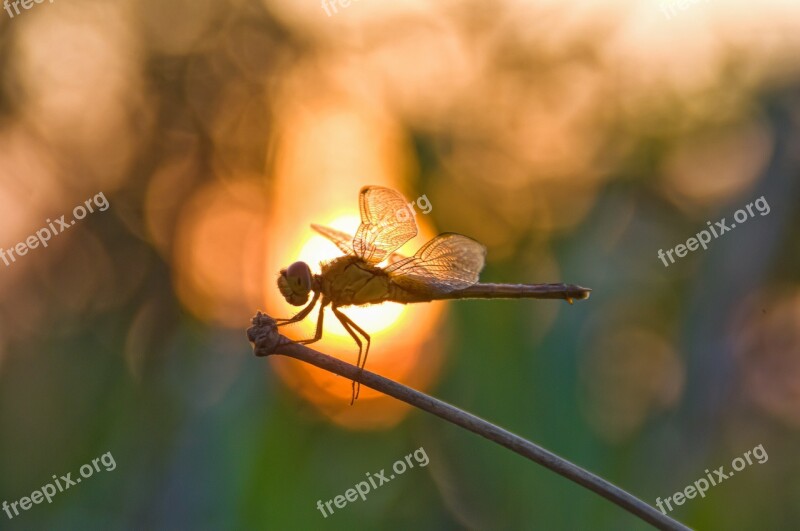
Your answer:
278;261;313;306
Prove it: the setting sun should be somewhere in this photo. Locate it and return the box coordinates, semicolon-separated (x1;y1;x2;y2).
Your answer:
294;214;408;338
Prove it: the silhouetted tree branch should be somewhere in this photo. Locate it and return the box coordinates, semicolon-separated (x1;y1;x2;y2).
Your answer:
247;312;691;531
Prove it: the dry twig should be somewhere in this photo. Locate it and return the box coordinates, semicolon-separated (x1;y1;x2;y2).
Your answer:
247;312;691;531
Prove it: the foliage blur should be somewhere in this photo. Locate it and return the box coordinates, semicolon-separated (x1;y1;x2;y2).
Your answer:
0;0;799;529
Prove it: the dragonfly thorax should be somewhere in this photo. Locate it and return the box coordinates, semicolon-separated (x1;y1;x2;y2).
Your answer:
319;256;391;307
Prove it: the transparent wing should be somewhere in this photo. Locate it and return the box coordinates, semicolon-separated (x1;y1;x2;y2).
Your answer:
311;224;355;256
384;233;486;293
311;223;409;263
353;186;418;264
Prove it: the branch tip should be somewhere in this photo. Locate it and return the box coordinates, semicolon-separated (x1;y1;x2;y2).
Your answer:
247;311;283;356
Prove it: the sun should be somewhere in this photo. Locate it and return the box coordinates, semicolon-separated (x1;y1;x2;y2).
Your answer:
294;214;408;338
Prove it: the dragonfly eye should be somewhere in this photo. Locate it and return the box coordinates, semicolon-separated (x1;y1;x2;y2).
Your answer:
277;261;312;306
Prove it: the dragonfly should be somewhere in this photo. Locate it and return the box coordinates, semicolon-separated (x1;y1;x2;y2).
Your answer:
276;185;591;403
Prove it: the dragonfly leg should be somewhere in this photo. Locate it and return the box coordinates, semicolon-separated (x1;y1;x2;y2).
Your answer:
332;307;363;405
332;308;371;401
276;291;320;326
295;302;326;345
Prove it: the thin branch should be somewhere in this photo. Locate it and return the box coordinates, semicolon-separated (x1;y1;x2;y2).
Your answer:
247;312;691;531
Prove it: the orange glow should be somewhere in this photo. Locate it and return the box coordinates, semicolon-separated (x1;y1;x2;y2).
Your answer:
265;92;447;429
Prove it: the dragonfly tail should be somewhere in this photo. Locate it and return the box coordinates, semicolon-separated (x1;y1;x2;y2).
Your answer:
438;282;592;302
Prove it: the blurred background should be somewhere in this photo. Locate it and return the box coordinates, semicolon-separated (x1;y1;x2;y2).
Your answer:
0;0;799;529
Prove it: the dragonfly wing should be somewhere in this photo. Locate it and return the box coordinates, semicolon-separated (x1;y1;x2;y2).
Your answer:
310;224;355;256
311;223;409;263
353;186;418;264
385;232;487;293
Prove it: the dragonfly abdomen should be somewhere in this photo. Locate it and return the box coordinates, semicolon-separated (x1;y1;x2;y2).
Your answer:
392;282;591;303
